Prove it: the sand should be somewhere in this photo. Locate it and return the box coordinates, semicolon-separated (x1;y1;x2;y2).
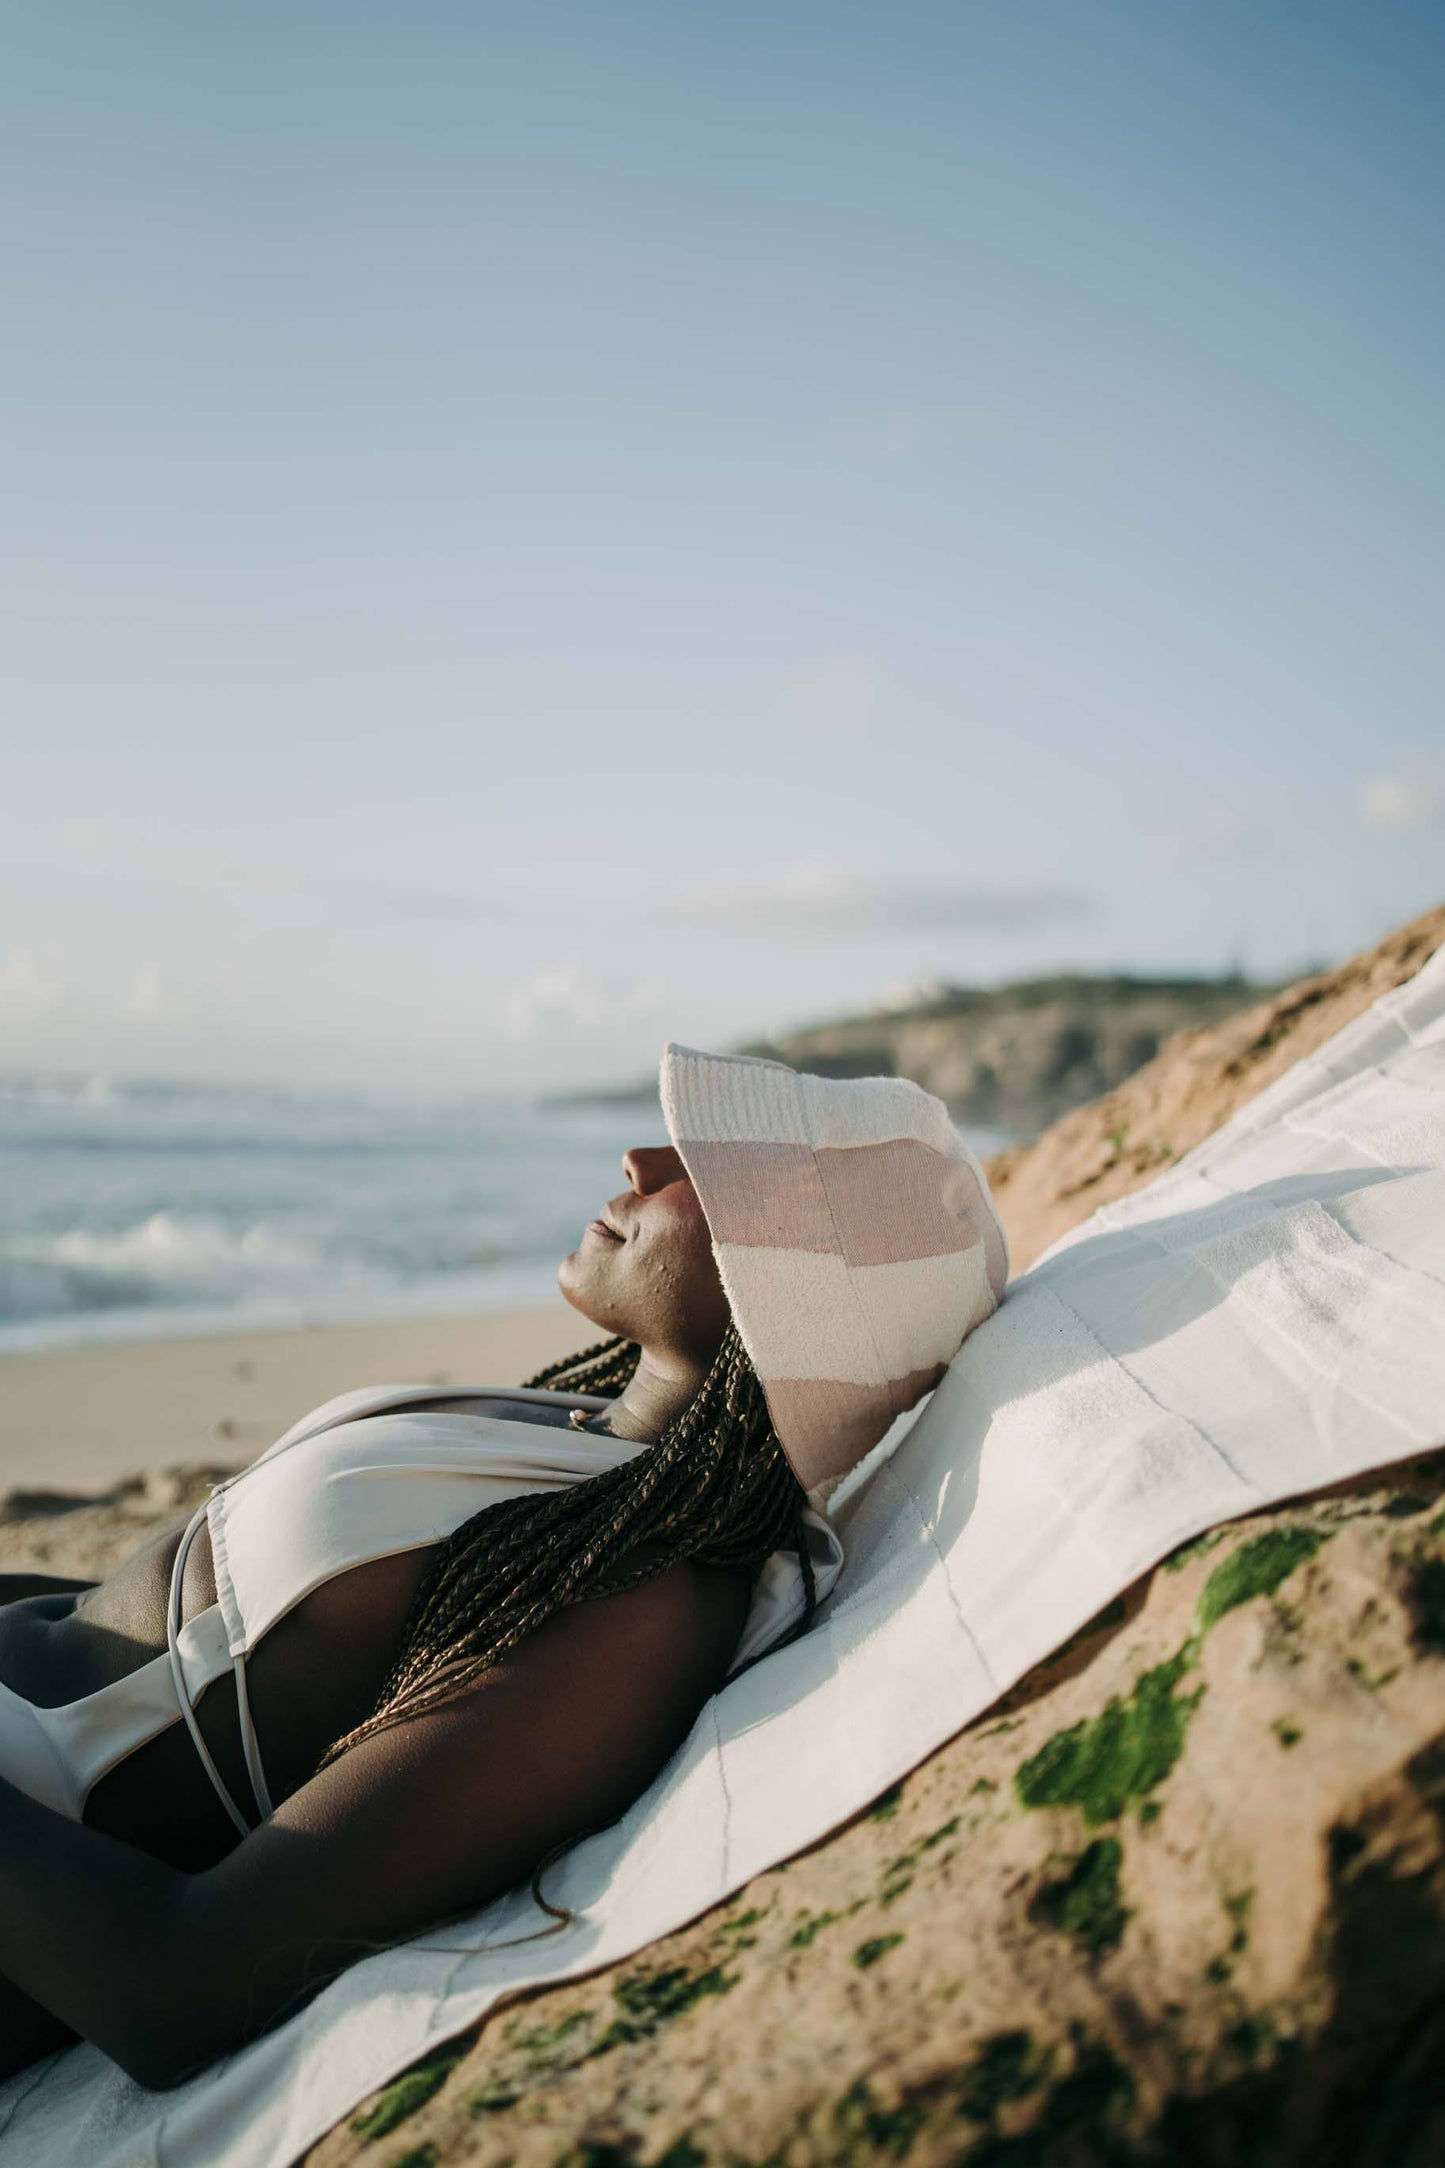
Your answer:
0;1304;585;1497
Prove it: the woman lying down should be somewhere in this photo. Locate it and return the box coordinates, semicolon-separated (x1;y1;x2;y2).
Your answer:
0;1045;1006;2087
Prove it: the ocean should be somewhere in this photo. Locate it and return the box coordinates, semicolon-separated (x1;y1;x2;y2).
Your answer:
0;1074;1013;1355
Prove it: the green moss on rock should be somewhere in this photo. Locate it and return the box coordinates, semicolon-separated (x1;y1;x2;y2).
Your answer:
961;2032;1134;2164
1014;1646;1204;1824
1225;2010;1278;2061
1408;1553;1445;1652
880;1816;961;1904
1226;1889;1253;1952
1163;1528;1227;1574
955;2031;1053;2124
350;2036;473;2142
852;1933;905;1970
469;2073;521;2114
1197;1528;1324;1630
713;1905;767;1951
1032;1837;1129;1956
588;1965;736;2057
790;1905;861;1948
514;2008;593;2063
832;2077;928;2159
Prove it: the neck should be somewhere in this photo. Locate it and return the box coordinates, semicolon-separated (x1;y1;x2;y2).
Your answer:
606;1346;711;1443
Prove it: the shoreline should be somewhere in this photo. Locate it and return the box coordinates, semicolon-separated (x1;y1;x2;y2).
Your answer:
0;1302;587;1495
0;1263;567;1362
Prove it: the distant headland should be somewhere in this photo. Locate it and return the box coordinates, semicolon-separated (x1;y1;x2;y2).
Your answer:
557;970;1281;1140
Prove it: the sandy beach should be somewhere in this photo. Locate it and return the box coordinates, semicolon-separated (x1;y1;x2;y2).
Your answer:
0;1302;586;1498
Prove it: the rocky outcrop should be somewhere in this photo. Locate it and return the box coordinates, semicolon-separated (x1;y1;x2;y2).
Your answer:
306;902;1445;2168
744;975;1266;1138
313;1456;1445;2168
986;902;1445;1271
574;977;1271;1140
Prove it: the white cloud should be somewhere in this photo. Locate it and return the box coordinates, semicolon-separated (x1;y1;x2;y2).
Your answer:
677;859;1091;937
503;967;666;1043
784;655;881;738
0;949;67;1025
1359;754;1445;833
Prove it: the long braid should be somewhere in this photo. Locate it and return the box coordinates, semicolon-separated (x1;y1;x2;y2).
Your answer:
523;1334;642;1398
320;1324;811;1769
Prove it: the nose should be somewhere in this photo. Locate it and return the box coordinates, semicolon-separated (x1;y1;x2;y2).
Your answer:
622;1145;687;1196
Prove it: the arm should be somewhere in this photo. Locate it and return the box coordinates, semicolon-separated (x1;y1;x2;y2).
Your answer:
0;1559;744;2088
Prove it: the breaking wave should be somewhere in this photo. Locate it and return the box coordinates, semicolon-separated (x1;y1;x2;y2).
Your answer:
0;1074;652;1350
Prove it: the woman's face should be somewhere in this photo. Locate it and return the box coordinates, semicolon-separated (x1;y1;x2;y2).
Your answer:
558;1146;731;1363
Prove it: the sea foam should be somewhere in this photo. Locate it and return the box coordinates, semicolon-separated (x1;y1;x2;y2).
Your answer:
0;1075;652;1351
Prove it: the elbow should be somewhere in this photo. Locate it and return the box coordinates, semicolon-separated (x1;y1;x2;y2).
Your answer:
105;1961;310;2090
106;1991;258;2092
100;1933;238;2091
104;1992;221;2090
113;2016;263;2092
111;2010;239;2092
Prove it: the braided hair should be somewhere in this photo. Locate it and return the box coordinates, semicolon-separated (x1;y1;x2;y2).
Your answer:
320;1323;814;1768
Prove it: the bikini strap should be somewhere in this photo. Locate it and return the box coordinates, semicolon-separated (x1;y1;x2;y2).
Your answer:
166;1503;255;1839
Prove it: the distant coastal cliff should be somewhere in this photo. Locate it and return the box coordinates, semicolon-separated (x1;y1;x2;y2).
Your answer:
738;973;1268;1138
567;974;1274;1140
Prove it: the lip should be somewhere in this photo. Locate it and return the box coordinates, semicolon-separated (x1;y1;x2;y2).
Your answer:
587;1217;624;1243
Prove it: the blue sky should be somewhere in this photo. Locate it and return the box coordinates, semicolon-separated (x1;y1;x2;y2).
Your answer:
4;2;1442;1095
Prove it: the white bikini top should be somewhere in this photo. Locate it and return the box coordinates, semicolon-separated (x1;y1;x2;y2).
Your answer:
14;1384;843;1834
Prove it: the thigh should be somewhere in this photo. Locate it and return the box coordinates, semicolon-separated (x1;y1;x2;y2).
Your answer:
0;1577;96;1604
0;1972;76;2079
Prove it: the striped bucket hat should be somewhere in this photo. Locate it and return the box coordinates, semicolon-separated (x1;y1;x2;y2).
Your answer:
660;1044;1009;1492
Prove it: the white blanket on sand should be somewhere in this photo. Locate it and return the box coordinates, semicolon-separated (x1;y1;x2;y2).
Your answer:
4;945;1444;2168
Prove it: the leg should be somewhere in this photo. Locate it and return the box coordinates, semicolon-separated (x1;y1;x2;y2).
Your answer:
0;1577;97;1605
0;1972;77;2080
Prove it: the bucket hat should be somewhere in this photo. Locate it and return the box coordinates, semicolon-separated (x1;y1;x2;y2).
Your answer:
660;1044;1008;1491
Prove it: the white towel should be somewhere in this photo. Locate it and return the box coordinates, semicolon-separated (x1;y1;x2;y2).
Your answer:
3;943;1443;2168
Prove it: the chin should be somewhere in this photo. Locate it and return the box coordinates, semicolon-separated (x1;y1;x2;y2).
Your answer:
556;1253;603;1327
